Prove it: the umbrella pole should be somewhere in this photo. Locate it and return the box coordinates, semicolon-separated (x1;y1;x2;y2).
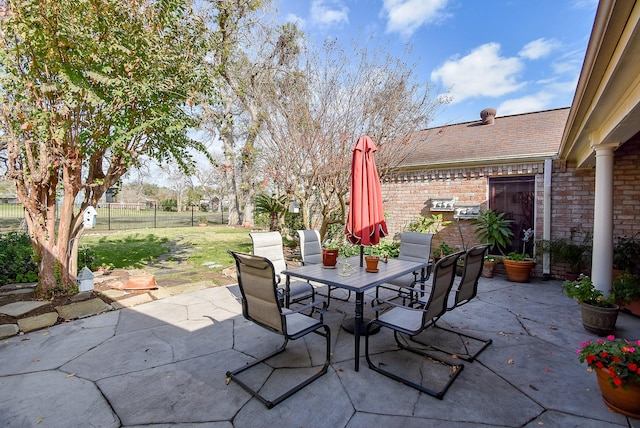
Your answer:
360;245;364;267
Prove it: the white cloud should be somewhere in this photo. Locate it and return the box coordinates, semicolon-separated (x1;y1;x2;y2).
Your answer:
310;0;349;27
285;13;306;30
519;38;560;60
431;43;525;104
382;0;449;37
497;92;555;116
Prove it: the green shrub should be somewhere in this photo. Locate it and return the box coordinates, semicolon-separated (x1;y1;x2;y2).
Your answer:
161;198;177;211
407;213;452;234
78;245;99;270
0;231;38;285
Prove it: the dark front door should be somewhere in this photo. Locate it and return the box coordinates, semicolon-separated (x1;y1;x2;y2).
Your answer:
489;176;535;256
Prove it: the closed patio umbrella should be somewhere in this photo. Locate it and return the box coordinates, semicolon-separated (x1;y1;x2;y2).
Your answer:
345;135;388;267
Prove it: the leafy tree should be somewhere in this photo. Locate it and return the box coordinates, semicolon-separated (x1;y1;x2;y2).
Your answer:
0;0;215;293
205;0;302;227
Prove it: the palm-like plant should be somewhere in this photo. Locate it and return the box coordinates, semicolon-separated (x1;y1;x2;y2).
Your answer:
472;209;514;256
254;193;287;231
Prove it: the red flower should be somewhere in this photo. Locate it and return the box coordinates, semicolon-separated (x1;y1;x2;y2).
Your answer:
612;356;622;362
595;361;604;368
586;354;597;364
600;351;608;358
629;363;638;371
613;377;623;387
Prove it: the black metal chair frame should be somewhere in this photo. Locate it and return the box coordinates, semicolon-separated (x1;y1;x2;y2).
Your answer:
410;244;493;362
365;251;465;399
226;251;331;409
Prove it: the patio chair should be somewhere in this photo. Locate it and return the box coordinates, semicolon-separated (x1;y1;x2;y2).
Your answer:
375;232;433;303
410;244;492;361
365;251;465;399
226;251;331;409
297;229;351;305
250;231;315;308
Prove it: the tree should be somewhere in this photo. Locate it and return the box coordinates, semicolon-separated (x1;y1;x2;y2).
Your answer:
205;0;302;227
259;36;443;239
0;0;215;293
254;193;286;231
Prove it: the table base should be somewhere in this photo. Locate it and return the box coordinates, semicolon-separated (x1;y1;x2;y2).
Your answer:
341;318;381;335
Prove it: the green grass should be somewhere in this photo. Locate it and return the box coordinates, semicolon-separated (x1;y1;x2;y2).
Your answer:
0;204;229;232
80;226;253;273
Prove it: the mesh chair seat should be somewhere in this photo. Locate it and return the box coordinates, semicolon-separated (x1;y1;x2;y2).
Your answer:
251;231;314;308
365;251;465;399
297;229;351;305
226;251;331;409
410;244;492;361
376;232;433;303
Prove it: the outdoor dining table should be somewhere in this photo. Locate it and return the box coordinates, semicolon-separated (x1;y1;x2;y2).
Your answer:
282;256;427;371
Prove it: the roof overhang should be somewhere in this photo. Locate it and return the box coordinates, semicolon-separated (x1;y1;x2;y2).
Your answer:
560;0;640;168
397;152;558;173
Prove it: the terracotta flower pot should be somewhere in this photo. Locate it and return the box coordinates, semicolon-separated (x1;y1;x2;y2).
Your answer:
620;299;640;317
595;367;640;418
322;249;339;267
365;256;379;272
503;259;535;283
481;261;496;278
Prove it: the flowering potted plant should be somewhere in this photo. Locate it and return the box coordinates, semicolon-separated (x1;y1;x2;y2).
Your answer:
563;274;619;336
481;256;497;278
503;228;535;282
577;335;640;417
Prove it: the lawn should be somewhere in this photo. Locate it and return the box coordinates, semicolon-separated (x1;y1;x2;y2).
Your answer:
79;225;254;275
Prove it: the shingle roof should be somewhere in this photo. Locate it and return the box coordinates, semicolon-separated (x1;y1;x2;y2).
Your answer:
400;107;570;170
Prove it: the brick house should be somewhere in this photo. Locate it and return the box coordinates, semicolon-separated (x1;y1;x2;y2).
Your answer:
381;108;572;278
382;0;640;290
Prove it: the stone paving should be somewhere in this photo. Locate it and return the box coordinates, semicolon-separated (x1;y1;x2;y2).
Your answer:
0;259;234;338
0;273;639;427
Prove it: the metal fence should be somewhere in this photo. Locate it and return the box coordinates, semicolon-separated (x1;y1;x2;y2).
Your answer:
0;203;227;232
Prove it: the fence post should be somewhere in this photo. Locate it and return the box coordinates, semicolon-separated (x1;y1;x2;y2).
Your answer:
154;203;157;228
191;205;195;227
108;203;111;231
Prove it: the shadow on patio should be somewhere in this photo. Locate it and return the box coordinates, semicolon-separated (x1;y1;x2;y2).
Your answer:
0;274;638;427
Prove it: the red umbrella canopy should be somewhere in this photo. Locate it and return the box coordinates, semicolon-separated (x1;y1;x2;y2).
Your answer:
345;135;388;246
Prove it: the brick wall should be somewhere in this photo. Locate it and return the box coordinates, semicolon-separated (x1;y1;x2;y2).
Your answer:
381;141;640;279
613;136;640;238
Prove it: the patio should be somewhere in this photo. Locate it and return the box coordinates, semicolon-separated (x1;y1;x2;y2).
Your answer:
0;273;638;427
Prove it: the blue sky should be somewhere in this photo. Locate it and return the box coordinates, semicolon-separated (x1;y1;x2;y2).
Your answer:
274;0;598;127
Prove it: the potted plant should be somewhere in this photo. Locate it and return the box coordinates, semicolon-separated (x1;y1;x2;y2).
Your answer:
481;256;497;278
364;255;380;272
538;235;592;280
198;215;208;227
563;274;619;336
613;233;640;275
503;228;535;283
456;257;465;276
434;242;456;262
576;335;640;418
613;272;640;316
322;241;340;267
472;209;513;276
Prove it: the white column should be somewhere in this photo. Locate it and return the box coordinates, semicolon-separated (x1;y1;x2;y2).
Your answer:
591;145;616;295
543;159;552;275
